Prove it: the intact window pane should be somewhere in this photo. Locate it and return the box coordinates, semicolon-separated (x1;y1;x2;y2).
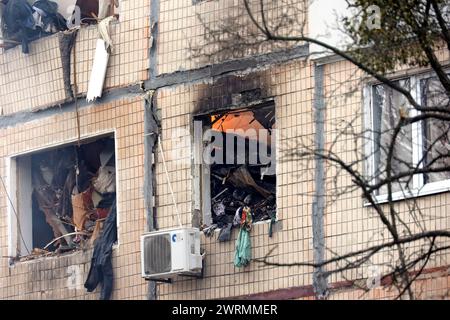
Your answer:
421;77;450;183
372;80;413;195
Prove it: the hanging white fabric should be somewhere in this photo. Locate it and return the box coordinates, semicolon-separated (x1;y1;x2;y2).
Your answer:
86;16;115;102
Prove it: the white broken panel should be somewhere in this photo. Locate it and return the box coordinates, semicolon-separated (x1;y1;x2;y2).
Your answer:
86;39;110;102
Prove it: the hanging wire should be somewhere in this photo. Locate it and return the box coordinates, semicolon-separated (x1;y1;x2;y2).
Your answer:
157;135;183;228
0;174;31;255
72;32;81;148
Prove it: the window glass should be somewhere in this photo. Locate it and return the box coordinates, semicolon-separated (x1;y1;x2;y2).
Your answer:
372;79;413;194
421;77;450;183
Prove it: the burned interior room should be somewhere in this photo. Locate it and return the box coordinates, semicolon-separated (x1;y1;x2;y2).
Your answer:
197;100;277;238
13;135;116;258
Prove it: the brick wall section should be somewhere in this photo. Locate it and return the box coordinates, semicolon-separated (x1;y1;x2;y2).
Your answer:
0;0;149;117
0;96;148;299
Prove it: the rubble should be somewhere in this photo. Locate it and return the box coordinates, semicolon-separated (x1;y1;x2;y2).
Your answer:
210;164;276;228
204;107;277;239
27;137;116;257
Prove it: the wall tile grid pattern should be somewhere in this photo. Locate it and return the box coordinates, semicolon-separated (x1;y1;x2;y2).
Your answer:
0;0;149;116
0;95;148;300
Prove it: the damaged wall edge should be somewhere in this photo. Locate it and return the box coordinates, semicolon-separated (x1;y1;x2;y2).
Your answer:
1;44;308;130
146;0;159;300
0;84;143;129
144;45;309;90
143;90;160;300
59;29;79;101
312;64;328;298
149;0;160;80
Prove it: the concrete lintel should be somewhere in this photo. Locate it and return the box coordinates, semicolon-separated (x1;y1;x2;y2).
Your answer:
145;45;309;90
0;84;143;130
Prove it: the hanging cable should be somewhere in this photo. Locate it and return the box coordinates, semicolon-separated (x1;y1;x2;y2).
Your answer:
43;231;88;250
72;32;81;148
157;135;183;228
0;174;31;255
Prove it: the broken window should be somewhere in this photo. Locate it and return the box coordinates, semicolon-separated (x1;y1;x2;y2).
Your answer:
0;0;119;53
10;134;117;259
194;102;277;232
371;79;413;194
65;0;120;25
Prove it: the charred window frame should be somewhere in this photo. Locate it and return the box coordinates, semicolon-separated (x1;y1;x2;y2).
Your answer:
364;71;450;204
7;133;118;259
193;100;277;228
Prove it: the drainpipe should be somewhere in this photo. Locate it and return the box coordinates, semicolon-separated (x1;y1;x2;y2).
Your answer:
312;64;328;298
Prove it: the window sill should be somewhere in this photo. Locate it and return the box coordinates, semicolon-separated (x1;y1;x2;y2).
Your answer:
9;243;119;267
208;218;279;234
9;247;91;267
363;180;450;207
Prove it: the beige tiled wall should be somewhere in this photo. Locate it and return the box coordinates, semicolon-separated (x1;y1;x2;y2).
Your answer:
154;60;316;299
0;0;149;117
321;59;450;286
0;0;449;300
0;96;148;300
0;56;448;299
157;0;307;75
327;274;450;300
152;56;450;299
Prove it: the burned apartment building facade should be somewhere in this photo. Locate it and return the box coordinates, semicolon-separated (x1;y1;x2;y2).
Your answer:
0;0;450;300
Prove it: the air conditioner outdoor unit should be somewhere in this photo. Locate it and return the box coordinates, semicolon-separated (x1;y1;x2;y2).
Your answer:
140;227;203;279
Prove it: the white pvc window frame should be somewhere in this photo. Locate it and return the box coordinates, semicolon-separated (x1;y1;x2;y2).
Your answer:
364;72;450;204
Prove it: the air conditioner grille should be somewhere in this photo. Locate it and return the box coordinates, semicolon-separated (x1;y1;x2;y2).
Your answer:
143;234;171;275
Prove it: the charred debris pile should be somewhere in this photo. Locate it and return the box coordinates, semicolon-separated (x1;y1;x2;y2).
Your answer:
23;137;116;260
202;105;277;239
209;164;276;229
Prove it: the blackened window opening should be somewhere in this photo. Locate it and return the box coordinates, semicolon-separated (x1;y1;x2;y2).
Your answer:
18;135;116;255
201;103;277;227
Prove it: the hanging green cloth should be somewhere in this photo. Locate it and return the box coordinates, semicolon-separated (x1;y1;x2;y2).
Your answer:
234;228;251;267
234;206;252;268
